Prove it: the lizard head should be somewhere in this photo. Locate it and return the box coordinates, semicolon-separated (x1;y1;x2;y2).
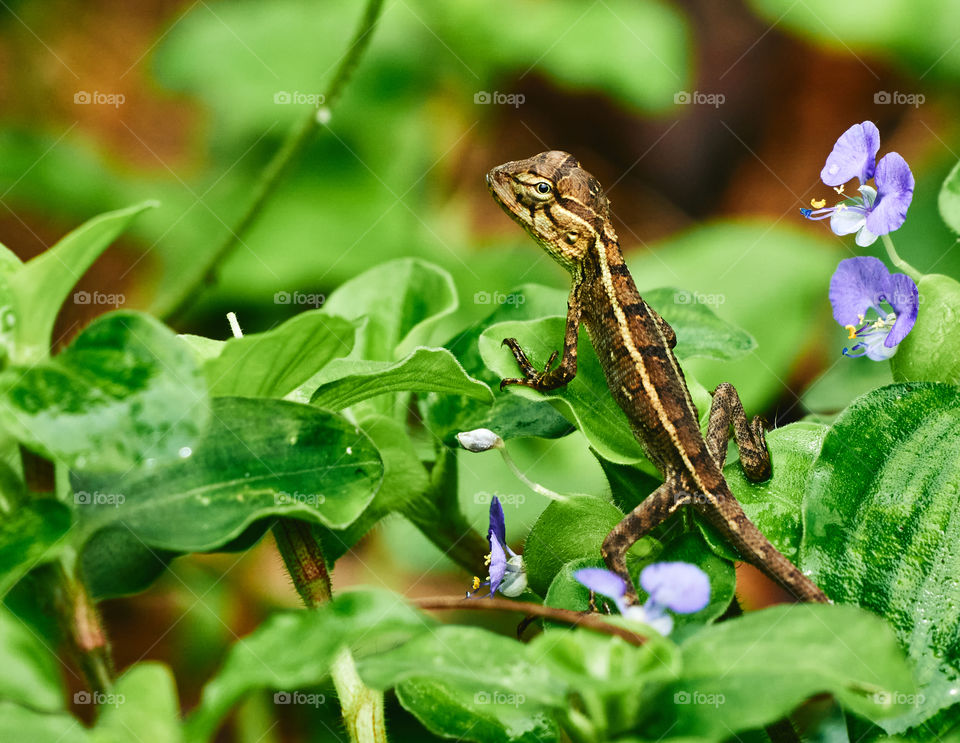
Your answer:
487;150;610;272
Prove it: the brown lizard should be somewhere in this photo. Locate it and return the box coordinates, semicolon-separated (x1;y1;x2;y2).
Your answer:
486;150;827;604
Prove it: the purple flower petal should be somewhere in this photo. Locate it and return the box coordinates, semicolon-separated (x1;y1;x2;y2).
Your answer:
639;562;710;614
574;568;628;601
882;272;919;347
821;121;880;186
488;496;506;548
829;256;889;326
865;152;914;237
488;532;507;595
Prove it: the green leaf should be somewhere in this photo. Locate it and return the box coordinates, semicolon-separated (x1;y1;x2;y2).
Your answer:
313;414;430;563
524;495;658;596
527;628;680;739
395;678;560;743
802;358;893;414
310;347;493;411
0;607;65;711
802;382;960;732
480;317;648;465
186;588;434;742
643;288;756;361
91;663;182;743
80;526;175;599
72;396;383;555
642;604;918;740
0;499;71;599
203;311;355;398
940;158;960;234
322;258;457;361
699;421;829;563
357;625;567;704
890;273;960;385
0;704;87;743
6;202;157;364
0;311;209;472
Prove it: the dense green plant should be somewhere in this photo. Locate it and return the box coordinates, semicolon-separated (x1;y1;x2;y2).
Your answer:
5;2;960;743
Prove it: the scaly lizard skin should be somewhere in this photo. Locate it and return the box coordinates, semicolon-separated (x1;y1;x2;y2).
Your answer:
487;150;827;604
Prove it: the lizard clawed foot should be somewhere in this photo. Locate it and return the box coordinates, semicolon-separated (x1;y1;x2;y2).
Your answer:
499;338;559;391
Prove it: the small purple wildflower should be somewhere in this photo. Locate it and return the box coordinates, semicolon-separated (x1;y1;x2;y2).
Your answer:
468;496;526;598
802;121;914;246
829;256;919;360
574;562;710;636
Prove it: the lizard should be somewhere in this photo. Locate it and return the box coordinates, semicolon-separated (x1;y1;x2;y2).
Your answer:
486;150;828;605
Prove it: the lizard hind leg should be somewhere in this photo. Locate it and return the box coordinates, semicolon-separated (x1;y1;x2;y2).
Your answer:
601;482;689;603
706;382;771;482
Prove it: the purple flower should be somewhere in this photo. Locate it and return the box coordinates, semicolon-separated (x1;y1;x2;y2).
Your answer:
574;562;710;636
829;256;919;360
802;122;914;246
468;496;526;598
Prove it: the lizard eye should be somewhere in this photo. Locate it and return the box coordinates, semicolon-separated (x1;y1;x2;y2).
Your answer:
536;182;552;195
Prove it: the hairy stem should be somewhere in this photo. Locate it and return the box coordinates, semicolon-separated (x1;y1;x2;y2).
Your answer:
271;519;387;743
160;0;387;323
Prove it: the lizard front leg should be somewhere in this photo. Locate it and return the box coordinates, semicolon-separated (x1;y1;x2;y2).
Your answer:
601;482;688;603
500;295;581;392
706;382;771;481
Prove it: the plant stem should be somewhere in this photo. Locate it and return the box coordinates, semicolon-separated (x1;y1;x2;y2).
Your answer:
160;0;387;323
331;648;387;743
19;446;115;696
881;233;923;282
271;519;387;743
414;596;649;646
403;446;489;573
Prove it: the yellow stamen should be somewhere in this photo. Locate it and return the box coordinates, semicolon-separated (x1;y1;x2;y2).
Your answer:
810;198;826;209
844;324;857;339
472;576;481;590
484;553;491;566
834;185;845;195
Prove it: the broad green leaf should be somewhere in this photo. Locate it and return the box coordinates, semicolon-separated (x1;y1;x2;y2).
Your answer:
0;703;86;743
699;421;829;563
204;311;355;398
890;274;960;385
940;158;960;234
314;414;430;563
0;242;22;273
72;397;383;554
80;526;175;600
310;347;493;411
395;678;560;743
91;663;182;743
357;625;567;705
323;258;457;360
480;317;647;465
7;202;156;364
0;499;71;599
524;495;657;596
0;311;209;472
802;383;960;732
0;607;64;711
186;588;434;742
643;287;756;361
627;221;836;412
641;604;917;740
